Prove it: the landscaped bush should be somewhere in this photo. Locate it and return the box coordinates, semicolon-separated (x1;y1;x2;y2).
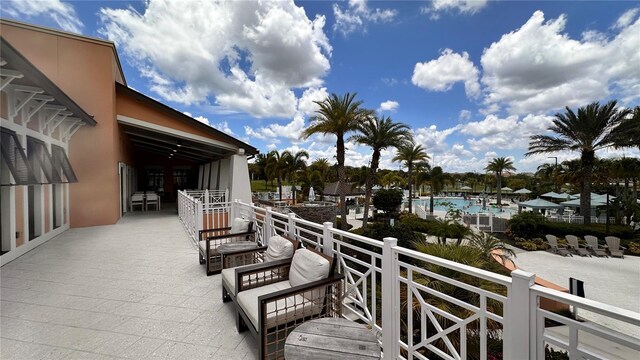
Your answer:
507;212;547;238
357;222;424;249
372;188;403;216
628;242;640;255
399;213;439;234
538;222;635;240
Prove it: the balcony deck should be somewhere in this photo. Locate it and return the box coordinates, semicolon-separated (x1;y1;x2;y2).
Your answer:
1;209;258;359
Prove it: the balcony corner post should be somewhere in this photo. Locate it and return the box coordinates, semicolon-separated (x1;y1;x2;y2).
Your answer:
504;269;536;359
322;221;333;256
382;237;399;359
264;207;273;244
195;199;203;234
287;212;296;239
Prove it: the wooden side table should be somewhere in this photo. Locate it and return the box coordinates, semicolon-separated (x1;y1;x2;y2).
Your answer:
284;318;381;359
217;240;260;269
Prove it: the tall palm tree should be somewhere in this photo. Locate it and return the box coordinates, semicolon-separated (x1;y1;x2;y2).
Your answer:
285;150;308;204
485;157;516;206
413;161;431;197
393;142;429;214
428;166;444;213
310;158;330;183
301;93;374;230
527;100;632;224
349;116;412;229
266;150;292;201
613;105;640;150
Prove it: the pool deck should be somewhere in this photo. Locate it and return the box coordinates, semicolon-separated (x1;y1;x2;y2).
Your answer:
1;209;258;360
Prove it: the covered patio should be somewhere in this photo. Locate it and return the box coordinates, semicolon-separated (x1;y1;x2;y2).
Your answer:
1;209;257;359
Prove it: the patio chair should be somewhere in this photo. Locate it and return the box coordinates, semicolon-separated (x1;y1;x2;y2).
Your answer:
130;193;144;211
145;193;160;211
565;235;591;257
198;217;256;276
545;235;572;257
234;247;343;360
604;236;626;258
584;235;608;257
221;234;299;303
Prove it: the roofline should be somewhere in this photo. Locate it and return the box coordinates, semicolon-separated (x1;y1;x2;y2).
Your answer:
115;83;258;155
0;18;127;86
0;36;97;126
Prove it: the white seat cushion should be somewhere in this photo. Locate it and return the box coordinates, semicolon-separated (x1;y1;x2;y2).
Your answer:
230;218;250;234
221;268;236;294
288;249;330;288
265;235;294;262
237;281;323;328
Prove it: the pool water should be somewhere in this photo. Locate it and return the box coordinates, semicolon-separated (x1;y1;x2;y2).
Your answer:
411;197;516;215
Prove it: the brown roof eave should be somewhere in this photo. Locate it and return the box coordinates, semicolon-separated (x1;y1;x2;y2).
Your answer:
115;83;258;155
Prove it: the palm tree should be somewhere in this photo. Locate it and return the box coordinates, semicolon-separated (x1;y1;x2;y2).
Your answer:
613;105;640;150
285;150;308;204
393;142;429;214
485;157;516;206
527;100;632;224
413;161;430;197
428;166;444;213
266;150;292;201
467;232;516;265
302;93;374;230
381;172;405;189
349;116;412;229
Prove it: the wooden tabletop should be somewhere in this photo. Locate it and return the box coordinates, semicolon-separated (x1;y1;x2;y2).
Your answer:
217;241;258;255
284;318;381;360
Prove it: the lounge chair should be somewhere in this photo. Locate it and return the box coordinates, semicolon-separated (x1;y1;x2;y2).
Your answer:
584;235;608;257
221;234;299;303
604;236;626;258
565;235;591;257
545;235;572;257
234;247;343;359
198;217;256;275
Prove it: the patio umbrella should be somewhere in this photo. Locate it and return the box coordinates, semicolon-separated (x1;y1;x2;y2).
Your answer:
518;198;564;210
460;185;472;190
541;191;567;199
513;188;532;194
501;187;513;192
309;187;316;202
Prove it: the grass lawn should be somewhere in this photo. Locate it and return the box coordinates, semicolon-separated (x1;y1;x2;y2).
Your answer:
251;180;301;192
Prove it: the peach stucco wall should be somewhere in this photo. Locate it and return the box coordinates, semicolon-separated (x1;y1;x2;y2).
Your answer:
1;23;121;227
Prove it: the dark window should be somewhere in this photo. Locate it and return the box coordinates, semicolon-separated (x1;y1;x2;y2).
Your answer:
51;145;78;183
27;137;61;184
0;128;37;185
146;168;164;189
173;169;189;188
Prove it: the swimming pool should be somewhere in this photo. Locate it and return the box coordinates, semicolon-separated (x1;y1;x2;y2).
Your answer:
411;197;516;215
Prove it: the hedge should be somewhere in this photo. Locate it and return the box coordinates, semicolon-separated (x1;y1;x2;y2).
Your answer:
537;222;635;239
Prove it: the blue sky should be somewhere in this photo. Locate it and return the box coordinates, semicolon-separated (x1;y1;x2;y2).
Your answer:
3;0;639;172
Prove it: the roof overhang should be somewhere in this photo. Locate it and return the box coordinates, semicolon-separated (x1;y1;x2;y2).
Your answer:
0;36;96;126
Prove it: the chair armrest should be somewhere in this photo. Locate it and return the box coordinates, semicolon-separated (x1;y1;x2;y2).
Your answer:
258;274;345;304
206;229;256;241
222;245;268;257
620;246;627;250
236;259;293;292
201;226;232;233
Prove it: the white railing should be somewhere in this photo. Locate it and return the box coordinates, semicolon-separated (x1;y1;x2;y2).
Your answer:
546;215;622;225
178;199;640;359
177;189;230;246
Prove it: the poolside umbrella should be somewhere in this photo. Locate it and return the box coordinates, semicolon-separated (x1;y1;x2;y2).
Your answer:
461;185;472;190
560;198;607;207
514;188;532;194
309;187;316;202
501;187;513;192
518;198;564;213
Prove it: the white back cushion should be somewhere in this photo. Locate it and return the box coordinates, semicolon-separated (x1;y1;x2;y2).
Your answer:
265;235;294;262
288;249;330;288
230;217;250;234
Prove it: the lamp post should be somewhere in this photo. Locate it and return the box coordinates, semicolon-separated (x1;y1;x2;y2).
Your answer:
548;156;559;192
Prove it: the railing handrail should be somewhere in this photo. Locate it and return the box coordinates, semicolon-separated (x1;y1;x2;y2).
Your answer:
531;284;640;326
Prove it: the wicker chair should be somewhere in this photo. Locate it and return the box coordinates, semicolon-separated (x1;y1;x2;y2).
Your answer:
198;217;256;276
233;247;344;360
221;235;299;303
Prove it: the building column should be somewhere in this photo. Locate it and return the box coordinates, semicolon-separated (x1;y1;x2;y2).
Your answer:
228;149;251;204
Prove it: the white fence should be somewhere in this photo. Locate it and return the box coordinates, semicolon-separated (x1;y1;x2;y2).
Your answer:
178;198;640;359
177;189;229;245
546;215;622;225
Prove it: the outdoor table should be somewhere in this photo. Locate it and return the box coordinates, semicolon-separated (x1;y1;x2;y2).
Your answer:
284;318;381;359
217;240;260;269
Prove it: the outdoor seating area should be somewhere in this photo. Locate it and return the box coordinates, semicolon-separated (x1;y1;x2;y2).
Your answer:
130;191;162;212
546;234;628;258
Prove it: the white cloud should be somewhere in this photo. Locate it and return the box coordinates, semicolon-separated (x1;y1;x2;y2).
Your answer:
212;121;235;136
422;0;489;20
459;109;472;121
460;114;555;152
333;0;398;36
613;8;639;29
99;0;331;118
297;87;329;116
413;124;460;155
3;0;83;33
244;114;307;144
381;77;398;86
378;100;399;112
412;49;480;98
480;10;640;115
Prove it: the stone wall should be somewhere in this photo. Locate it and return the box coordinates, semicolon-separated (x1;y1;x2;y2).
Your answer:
289;203;338;226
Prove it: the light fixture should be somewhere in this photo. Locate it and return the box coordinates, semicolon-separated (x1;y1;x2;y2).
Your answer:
173;149;177;152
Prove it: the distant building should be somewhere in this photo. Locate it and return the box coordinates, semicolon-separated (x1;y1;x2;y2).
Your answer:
322;182;365;204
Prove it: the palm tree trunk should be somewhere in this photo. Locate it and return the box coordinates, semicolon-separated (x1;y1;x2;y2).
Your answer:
430;192;434;213
362;150;380;230
278;176;282;201
337;136;348;230
407;165;413;214
496;173;502;206
581;151;594;225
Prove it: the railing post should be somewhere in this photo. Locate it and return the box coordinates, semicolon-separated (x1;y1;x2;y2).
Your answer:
322;221;333;256
382;237;399;360
489;212;494;232
287;212;296;239
504;269;536;359
476;213;480;229
195;198;203;235
230;199;239;221
264;207;273;244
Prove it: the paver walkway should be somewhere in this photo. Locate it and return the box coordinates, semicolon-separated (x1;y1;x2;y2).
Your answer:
1;208;258;359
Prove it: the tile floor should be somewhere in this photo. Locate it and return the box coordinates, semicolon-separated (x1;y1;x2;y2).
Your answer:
1;208;258;359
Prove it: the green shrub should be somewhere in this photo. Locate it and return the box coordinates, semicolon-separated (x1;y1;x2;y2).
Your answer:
399;213;439;234
373;188;403;216
539;222;634;239
507;212;547;238
628;242;640;255
359;222;424;249
521;241;539;251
